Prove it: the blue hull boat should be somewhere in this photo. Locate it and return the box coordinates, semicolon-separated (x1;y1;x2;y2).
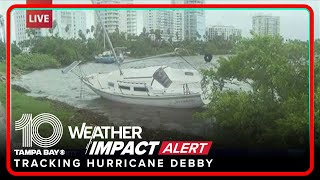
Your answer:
94;55;116;64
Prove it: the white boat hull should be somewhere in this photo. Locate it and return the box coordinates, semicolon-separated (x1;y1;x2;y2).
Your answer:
76;66;212;108
86;83;204;108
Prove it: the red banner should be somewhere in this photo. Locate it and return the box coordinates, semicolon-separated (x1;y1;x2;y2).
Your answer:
26;0;52;28
158;141;212;155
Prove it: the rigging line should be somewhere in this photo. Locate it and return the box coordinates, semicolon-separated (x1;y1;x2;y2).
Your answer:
91;0;123;74
177;53;198;71
167;41;198;71
121;52;177;65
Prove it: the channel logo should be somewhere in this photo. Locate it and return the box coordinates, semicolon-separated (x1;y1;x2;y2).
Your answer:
15;113;63;148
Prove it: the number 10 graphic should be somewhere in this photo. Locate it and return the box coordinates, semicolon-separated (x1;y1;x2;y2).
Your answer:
15;113;63;148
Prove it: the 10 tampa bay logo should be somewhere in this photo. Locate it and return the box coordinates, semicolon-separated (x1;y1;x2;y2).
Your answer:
15;113;63;148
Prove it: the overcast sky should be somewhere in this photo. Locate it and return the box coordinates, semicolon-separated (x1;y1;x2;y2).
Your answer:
0;0;319;41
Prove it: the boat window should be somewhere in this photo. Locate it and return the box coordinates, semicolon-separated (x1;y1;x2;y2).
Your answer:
108;82;114;87
119;85;130;90
185;72;194;76
134;87;148;92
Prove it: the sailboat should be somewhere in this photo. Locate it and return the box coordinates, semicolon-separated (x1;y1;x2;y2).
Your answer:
62;9;212;108
94;31;117;64
94;50;116;64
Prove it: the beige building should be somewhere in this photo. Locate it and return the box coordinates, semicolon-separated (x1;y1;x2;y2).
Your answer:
206;25;241;41
252;14;280;36
93;0;137;37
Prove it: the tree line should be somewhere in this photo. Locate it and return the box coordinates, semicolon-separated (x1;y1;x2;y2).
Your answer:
14;23;239;61
197;35;319;148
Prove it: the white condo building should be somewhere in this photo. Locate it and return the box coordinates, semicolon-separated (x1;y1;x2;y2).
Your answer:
54;11;86;39
14;11;28;44
93;0;137;37
171;0;184;42
13;10;86;45
184;0;205;41
252;14;280;36
143;0;205;42
143;10;174;41
142;6;185;42
172;10;184;41
0;14;5;43
206;25;241;41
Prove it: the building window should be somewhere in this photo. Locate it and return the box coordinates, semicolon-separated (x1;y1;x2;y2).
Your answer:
119;85;130;90
108;82;114;87
133;87;148;92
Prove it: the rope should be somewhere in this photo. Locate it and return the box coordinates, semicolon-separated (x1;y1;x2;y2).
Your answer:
121;52;177;65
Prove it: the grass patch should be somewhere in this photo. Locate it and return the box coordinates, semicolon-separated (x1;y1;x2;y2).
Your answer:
0;80;6;153
0;62;5;73
0;82;5;105
0;81;106;149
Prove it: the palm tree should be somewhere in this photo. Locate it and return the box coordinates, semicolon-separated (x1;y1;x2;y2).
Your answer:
26;29;36;38
49;20;58;37
114;26;120;35
196;31;201;40
175;31;179;42
155;29;161;41
91;25;95;33
25;29;37;48
185;30;189;40
78;30;86;41
86;29;90;39
140;27;147;38
203;31;209;41
49;28;53;35
143;27;147;34
65;24;70;33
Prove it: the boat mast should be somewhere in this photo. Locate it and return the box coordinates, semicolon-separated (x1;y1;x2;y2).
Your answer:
104;32;106;49
92;0;123;74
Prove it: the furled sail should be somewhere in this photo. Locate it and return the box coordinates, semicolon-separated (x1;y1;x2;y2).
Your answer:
153;67;172;88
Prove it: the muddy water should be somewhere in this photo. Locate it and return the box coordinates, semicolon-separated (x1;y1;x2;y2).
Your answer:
12;56;250;137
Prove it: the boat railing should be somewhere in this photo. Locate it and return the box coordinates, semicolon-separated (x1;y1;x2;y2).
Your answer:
145;83;150;96
97;77;104;89
183;83;191;95
117;80;148;85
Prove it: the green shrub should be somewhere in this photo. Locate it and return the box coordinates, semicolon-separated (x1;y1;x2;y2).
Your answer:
12;53;60;71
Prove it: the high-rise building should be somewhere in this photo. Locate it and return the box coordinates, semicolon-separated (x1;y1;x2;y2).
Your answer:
252;14;280;36
171;0;185;42
126;10;137;36
206;25;241;41
172;10;184;41
184;0;205;41
93;0;137;37
143;10;174;41
54;11;86;39
142;0;205;42
0;14;5;43
142;1;184;42
14;11;27;44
